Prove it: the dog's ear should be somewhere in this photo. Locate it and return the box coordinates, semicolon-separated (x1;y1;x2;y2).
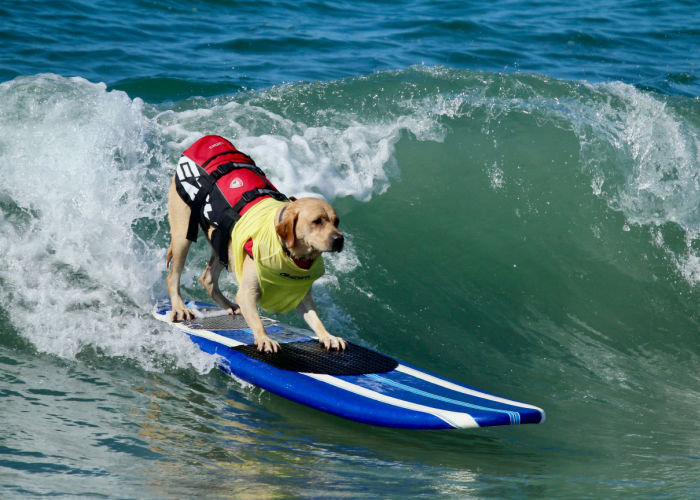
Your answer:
276;203;298;250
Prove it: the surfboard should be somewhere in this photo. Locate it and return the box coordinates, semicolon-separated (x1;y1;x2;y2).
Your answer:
153;300;545;429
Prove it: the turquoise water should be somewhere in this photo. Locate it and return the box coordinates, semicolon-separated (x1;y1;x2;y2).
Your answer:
2;1;700;498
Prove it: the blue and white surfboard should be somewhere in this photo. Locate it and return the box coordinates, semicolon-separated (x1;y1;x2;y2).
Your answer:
153;301;545;429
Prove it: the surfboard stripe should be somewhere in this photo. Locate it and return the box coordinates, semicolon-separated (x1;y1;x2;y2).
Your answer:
182;326;245;348
367;373;520;424
396;364;545;415
302;373;480;429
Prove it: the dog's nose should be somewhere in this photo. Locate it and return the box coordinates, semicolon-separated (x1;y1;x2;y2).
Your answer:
331;233;344;252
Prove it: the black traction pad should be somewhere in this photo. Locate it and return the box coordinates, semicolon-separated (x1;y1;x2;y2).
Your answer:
233;341;399;375
184;314;275;330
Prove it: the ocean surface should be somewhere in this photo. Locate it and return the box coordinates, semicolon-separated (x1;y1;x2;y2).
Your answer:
2;0;700;498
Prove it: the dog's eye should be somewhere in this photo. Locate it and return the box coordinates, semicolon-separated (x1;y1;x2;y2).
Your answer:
313;218;323;225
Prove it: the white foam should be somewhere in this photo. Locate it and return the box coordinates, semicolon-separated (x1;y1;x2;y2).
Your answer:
576;82;700;283
0;74;215;371
155;94;448;202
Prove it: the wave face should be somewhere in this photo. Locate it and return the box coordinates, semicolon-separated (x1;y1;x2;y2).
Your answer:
2;68;700;497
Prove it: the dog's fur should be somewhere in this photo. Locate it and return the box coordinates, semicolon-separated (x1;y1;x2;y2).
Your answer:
165;178;346;353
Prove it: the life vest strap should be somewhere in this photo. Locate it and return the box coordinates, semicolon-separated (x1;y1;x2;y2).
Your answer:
201;150;256;170
185;174;215;242
210;161;267;181
184;162;277;243
212;187;288;266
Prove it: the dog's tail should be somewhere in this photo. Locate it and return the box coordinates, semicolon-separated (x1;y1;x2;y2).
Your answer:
166;243;173;269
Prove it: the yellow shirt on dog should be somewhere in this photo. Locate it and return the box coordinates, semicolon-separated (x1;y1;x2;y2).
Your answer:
231;197;325;313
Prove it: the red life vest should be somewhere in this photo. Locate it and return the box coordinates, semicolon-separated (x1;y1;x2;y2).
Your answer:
174;135;288;267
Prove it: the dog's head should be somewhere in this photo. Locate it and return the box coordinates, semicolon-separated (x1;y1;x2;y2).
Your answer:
276;198;344;260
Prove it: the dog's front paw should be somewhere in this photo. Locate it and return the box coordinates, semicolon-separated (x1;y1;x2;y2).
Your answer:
254;335;280;353
171;305;195;322
320;335;346;351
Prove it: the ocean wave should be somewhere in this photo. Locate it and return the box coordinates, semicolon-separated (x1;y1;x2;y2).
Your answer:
1;68;699;375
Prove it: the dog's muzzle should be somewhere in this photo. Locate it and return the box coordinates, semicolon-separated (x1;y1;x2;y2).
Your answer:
331;233;345;252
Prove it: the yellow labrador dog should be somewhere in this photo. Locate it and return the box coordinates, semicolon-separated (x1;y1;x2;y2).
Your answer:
165;135;346;353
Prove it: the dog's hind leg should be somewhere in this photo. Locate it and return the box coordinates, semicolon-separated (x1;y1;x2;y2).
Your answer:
166;238;195;321
166;179;196;322
200;250;239;315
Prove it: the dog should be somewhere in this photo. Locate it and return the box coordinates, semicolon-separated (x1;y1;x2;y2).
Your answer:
165;135;346;353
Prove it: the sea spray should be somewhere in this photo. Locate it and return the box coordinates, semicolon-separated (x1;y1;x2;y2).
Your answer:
0;75;214;370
